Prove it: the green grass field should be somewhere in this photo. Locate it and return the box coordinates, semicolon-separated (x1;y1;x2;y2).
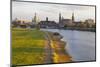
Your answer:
12;28;46;65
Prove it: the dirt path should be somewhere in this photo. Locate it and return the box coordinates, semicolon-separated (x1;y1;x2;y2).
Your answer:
44;32;53;63
44;31;72;64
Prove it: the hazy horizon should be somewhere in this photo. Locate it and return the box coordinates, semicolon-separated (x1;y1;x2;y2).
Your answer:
12;1;95;22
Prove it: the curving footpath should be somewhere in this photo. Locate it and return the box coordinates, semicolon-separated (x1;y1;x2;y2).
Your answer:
44;31;72;64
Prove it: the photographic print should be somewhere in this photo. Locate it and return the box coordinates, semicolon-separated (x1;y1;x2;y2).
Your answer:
11;0;96;66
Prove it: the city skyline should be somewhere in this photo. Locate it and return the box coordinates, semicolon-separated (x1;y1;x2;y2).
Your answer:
12;1;95;22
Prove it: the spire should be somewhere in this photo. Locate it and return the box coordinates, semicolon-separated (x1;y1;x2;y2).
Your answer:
72;12;74;22
34;12;37;22
46;17;48;21
59;13;62;23
32;12;37;23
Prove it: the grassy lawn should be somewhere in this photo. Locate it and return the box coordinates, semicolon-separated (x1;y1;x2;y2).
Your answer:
12;28;46;65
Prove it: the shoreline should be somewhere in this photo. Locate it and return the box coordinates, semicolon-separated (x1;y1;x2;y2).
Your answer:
62;27;96;32
41;28;96;32
46;31;72;63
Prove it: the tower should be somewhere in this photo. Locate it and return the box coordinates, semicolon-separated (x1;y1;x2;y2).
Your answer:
46;17;48;21
72;13;74;23
32;13;37;24
59;13;62;23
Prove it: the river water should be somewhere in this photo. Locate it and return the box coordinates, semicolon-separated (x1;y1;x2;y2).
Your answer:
41;29;96;62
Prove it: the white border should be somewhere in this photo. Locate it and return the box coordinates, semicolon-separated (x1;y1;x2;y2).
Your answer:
0;0;100;67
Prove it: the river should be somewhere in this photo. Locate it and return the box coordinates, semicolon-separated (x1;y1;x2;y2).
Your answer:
41;29;96;62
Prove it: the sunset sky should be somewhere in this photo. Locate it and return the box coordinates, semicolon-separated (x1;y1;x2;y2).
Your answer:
12;1;95;22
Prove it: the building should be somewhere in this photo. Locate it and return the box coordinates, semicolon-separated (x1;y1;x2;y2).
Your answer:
38;17;59;29
12;18;35;28
85;19;95;28
85;19;94;23
72;13;75;23
59;13;73;28
58;13;62;27
32;13;37;25
61;18;72;27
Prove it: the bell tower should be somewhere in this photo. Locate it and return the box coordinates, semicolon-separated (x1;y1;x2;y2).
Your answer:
72;12;74;23
32;12;37;24
59;13;62;23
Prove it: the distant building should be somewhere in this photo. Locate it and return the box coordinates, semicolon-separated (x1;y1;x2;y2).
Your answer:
73;21;83;27
12;18;34;28
12;13;40;28
59;13;62;24
59;13;73;28
85;19;94;23
46;17;48;21
72;13;75;23
61;18;72;27
32;13;37;25
85;19;95;28
38;17;59;29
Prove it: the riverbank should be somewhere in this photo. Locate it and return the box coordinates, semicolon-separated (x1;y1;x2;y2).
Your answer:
46;31;72;63
60;27;96;32
41;29;95;61
12;28;72;66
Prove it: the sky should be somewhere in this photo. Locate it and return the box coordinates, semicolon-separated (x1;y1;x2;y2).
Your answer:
12;1;95;22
